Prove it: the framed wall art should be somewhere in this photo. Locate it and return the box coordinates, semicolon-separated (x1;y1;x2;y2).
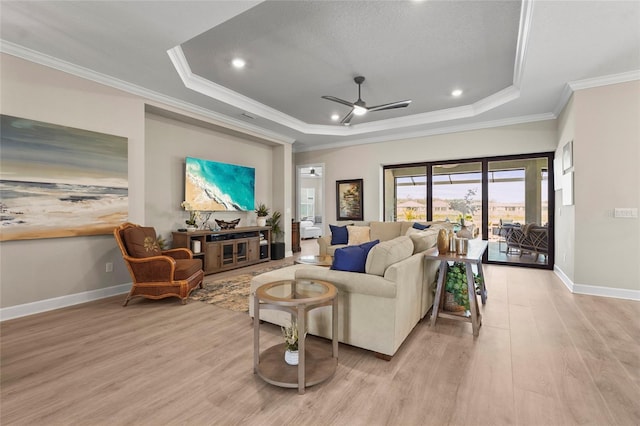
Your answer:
562;140;573;172
0;115;128;241
336;178;363;221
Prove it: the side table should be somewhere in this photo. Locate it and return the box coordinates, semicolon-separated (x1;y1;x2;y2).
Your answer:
253;279;338;394
424;240;488;336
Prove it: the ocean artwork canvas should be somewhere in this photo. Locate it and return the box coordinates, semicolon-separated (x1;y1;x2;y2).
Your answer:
185;157;254;212
0;115;128;241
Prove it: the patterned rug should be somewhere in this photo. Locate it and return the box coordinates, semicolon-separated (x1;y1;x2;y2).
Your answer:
190;262;294;312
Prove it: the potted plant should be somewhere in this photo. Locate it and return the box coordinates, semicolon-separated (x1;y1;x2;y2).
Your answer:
441;262;482;316
281;320;299;365
255;202;269;227
266;210;285;260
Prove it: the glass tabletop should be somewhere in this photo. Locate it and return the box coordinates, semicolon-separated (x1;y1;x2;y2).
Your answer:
256;279;336;305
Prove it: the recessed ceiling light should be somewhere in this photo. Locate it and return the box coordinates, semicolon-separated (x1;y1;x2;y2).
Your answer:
231;58;246;69
331;114;340;121
451;89;463;97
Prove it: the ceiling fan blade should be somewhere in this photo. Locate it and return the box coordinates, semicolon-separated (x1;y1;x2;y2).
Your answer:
321;95;355;108
340;110;354;125
367;100;412;112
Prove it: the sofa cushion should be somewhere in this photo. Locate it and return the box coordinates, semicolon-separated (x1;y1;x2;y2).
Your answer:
365;236;414;276
369;221;403;242
407;228;439;253
412;222;430;230
330;224;349;245
332;240;379;273
347;225;371;245
123;227;161;258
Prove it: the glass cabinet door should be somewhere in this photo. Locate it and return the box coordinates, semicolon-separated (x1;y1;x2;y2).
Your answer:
221;242;235;266
236;240;248;263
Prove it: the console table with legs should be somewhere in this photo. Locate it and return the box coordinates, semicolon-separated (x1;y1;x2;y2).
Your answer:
424;239;488;336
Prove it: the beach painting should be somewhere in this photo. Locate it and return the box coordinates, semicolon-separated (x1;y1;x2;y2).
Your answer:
185;157;254;212
0;115;128;241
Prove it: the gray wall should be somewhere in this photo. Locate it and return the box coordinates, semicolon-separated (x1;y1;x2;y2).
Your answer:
0;54;291;315
296;81;640;297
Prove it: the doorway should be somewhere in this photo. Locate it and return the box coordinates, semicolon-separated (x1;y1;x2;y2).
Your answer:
296;164;325;237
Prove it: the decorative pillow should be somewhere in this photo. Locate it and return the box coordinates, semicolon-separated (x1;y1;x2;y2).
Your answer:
330;224;349;245
365;236;414;276
347;225;371;245
413;222;430;230
123;227;161;258
408;228;439;253
331;240;379;273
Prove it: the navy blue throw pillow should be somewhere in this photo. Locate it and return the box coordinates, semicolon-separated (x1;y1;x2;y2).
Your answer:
331;240;379;273
413;222;430;230
330;224;349;245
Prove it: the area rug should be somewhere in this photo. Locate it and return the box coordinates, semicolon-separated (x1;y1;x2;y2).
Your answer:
190;262;294;312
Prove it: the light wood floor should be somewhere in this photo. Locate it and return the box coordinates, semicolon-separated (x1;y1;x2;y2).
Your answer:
1;240;639;425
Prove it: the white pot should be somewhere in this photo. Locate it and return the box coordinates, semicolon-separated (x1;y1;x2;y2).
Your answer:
284;349;299;366
186;226;197;232
257;217;267;227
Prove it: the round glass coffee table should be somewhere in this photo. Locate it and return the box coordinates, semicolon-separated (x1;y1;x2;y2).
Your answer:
294;255;333;267
253;279;338;394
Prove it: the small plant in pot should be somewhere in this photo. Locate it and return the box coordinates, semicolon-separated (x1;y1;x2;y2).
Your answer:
266;210;285;260
255;202;269;227
281;320;299;365
439;262;483;317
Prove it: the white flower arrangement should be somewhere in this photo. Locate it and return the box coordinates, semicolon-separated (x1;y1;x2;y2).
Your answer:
281;320;299;352
180;201;201;227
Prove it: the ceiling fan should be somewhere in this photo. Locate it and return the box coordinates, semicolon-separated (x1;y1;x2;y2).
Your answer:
322;76;411;125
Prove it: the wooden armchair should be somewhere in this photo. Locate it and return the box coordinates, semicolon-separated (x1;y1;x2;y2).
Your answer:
114;222;204;306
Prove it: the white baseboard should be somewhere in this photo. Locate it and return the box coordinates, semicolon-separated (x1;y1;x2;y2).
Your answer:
554;266;640;301
0;283;131;322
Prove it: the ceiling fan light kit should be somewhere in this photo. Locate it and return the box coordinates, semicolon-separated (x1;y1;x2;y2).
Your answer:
322;76;411;125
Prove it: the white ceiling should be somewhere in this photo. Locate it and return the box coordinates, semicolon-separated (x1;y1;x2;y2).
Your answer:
1;1;639;152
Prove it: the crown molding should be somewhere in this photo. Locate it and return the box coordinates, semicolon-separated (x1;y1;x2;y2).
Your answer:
553;69;640;116
170;48;525;137
167;0;534;138
293;112;556;153
0;39;294;145
513;0;534;88
568;69;640;91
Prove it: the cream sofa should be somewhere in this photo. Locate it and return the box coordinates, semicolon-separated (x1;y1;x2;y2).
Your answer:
249;223;449;358
318;220;453;256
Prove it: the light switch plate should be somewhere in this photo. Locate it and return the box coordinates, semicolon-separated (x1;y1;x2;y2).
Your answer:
614;208;638;218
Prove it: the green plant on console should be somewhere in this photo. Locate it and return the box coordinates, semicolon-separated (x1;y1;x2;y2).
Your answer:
255;202;270;217
443;262;483;311
266;210;284;242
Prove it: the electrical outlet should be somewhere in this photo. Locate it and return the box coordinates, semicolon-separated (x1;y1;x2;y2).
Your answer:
105;262;113;273
614;208;638;218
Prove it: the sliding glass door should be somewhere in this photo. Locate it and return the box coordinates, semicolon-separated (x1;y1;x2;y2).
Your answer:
383;152;554;269
432;162;482;238
487;158;549;265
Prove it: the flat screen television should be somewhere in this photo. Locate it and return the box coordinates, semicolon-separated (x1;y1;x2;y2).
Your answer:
184;156;255;211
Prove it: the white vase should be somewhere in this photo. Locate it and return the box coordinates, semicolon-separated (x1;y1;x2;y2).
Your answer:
186;226;197;232
257;217;267;227
284;349;299;366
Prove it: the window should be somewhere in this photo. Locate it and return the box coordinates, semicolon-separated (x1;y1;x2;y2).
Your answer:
300;188;315;219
